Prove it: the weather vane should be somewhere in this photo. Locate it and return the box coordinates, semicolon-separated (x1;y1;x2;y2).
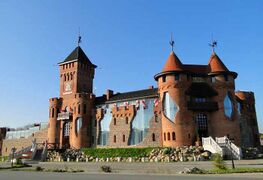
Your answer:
209;34;217;53
77;27;82;47
169;33;175;51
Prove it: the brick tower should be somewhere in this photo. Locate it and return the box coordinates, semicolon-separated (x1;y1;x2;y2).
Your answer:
154;51;196;147
155;48;241;147
47;45;96;149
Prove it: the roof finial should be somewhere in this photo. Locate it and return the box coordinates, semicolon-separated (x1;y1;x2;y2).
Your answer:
77;27;82;47
209;34;217;53
169;33;175;52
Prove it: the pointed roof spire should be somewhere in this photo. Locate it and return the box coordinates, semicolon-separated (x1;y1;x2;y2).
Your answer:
162;34;183;72
208;53;229;73
162;51;183;72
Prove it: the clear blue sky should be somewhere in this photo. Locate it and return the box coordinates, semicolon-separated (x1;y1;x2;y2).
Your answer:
0;0;262;132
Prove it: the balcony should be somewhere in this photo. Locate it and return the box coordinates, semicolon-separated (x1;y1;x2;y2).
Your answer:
187;101;218;111
57;112;72;121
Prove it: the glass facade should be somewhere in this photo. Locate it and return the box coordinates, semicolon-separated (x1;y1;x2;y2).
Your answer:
5;123;48;140
129;99;154;145
224;93;233;118
163;92;178;122
98;98;155;146
98;104;113;146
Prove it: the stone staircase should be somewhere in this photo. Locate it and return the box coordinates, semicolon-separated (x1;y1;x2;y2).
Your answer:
202;136;242;160
9;139;48;163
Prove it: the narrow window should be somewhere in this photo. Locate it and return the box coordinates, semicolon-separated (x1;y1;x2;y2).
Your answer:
114;118;116;125
168;132;171;141
164;133;166;141
224;75;228;81
123;134;125;142
211;76;216;83
188;133;191;139
78;104;81;114
72;63;74;67
154;114;158;122
172;132;176;140
125;117;128;124
152;133;156;141
83;104;87;114
114;135;116;143
67;73;70;81
162;76;166;83
174;74;180;81
64;74;66;81
69;63;71;68
51;108;54;118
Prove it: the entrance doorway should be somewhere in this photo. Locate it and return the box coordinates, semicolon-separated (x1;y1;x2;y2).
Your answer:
63;122;70;149
196;113;208;138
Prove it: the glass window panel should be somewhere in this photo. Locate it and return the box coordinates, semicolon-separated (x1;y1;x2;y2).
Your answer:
224;94;233;118
75;117;82;133
98;104;113;146
129;99;154;145
237;102;241;115
163;92;178;122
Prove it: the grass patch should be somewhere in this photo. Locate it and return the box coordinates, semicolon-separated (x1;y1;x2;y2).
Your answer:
82;147;154;158
208;167;263;174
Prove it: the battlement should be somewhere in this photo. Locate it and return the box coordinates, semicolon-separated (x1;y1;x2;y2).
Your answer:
112;105;135;118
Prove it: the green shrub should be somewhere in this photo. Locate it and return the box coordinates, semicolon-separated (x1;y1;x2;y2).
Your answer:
82;147;154;158
212;153;227;170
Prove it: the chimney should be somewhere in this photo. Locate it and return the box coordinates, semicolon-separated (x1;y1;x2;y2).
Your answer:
106;89;114;100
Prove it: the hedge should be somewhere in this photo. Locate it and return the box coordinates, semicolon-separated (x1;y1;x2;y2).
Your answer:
81;147;154;158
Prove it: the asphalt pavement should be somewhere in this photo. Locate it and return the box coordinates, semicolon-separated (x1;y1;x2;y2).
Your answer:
0;171;262;180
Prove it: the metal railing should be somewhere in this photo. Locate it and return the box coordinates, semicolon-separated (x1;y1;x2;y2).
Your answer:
202;136;223;156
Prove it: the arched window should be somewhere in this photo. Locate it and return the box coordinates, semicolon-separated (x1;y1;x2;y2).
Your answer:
224;93;233;118
167;132;171;141
113;135;116;143
172;132;176;140
164;133;166;141
163;92;178;122
123;134;125;142
63;122;70;137
152;133;156;141
75;117;82;134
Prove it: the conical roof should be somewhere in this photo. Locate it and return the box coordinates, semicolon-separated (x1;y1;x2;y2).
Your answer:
208;52;229;73
162;51;183;72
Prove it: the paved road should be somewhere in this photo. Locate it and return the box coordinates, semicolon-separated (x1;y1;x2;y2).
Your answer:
0;171;262;180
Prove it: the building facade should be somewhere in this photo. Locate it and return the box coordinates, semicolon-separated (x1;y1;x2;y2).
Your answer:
46;45;261;149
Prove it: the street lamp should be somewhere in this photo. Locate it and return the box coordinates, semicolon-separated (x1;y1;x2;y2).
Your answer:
226;138;235;169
